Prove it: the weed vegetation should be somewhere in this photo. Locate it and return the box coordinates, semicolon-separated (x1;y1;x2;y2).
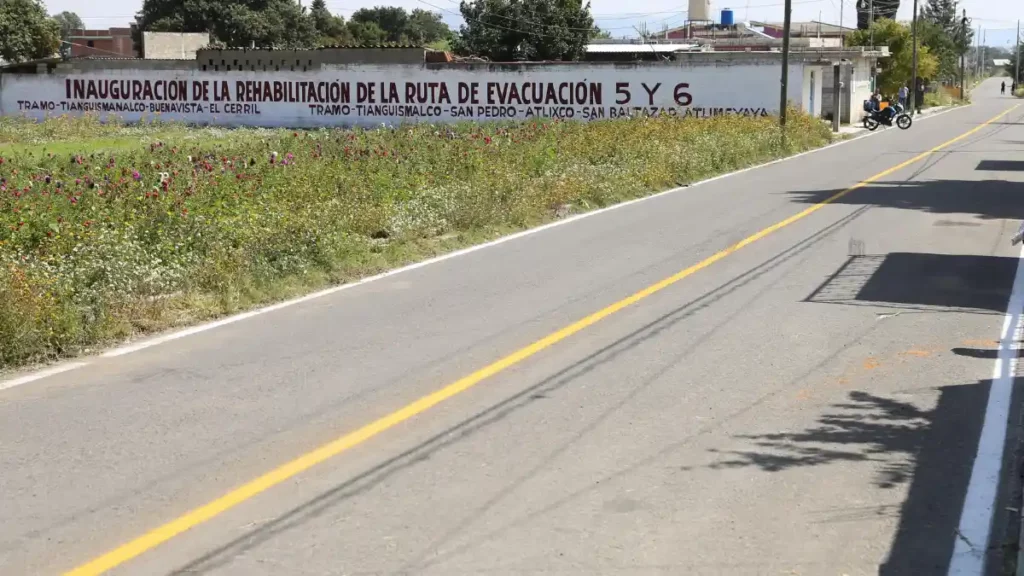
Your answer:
0;112;832;368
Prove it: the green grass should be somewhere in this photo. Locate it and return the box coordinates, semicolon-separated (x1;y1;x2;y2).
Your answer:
0;112;834;370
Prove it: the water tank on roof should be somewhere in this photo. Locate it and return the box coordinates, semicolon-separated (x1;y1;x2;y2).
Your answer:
688;0;711;22
721;8;735;26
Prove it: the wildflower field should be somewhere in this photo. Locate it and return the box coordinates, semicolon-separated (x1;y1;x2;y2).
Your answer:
0;112;833;369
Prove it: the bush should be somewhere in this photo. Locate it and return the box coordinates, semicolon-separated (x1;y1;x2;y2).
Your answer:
0;111;833;368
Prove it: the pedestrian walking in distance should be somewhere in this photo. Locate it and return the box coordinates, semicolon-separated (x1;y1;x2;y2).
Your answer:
898;84;909;108
1002;81;1007;95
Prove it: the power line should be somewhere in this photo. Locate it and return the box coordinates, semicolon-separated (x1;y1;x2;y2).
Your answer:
430;0;686;32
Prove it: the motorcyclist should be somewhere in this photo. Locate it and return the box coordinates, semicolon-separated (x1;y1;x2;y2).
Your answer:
871;91;897;123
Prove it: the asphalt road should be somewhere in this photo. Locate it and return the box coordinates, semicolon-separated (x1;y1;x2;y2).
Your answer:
3;79;1024;576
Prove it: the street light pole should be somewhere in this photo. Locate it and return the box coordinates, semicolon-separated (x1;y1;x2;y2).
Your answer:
779;0;793;129
911;0;918;115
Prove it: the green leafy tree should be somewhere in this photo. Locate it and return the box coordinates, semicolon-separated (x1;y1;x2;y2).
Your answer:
405;9;450;45
310;0;352;45
919;0;972;82
134;0;318;49
0;0;61;63
347;20;387;44
593;27;613;39
351;6;409;43
848;18;938;94
51;10;83;58
454;0;594;61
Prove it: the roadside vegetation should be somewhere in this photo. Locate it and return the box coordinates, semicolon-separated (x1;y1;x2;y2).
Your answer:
0;112;832;369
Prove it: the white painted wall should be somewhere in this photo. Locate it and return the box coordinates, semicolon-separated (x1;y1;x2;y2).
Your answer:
1;63;814;128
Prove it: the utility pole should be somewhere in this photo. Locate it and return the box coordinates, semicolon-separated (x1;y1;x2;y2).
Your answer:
960;9;967;101
911;0;918;115
1016;20;1021;86
839;0;844;47
780;0;793;128
977;26;982;77
869;0;875;92
832;61;842;132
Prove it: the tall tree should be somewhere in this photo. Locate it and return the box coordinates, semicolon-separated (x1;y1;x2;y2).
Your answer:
405;9;450;45
919;0;972;82
310;0;352;45
134;0;318;49
51;10;83;58
848;18;939;94
454;0;594;61
347;20;387;44
350;6;409;43
0;0;61;63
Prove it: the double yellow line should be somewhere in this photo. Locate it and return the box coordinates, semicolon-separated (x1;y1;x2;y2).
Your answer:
65;104;1019;576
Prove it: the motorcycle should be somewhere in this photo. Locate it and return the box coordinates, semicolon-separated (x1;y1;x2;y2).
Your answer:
862;100;913;131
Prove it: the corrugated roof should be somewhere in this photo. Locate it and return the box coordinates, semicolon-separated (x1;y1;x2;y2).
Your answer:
586;43;700;53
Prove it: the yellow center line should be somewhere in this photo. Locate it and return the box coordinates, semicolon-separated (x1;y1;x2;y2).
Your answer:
64;104;1019;576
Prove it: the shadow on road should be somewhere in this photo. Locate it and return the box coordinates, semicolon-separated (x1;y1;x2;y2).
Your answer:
709;380;1023;576
805;252;1019;314
977;160;1024;172
786;178;1024;222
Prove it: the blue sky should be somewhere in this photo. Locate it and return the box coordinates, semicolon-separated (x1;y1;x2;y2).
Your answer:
46;0;1023;46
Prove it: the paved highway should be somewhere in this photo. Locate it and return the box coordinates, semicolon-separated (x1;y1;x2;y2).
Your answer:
3;79;1024;576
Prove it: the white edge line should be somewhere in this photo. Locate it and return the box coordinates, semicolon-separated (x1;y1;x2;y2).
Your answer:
0;362;89;392
0;103;972;391
947;241;1024;575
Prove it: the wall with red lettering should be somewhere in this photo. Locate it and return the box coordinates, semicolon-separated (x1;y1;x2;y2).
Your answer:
0;63;821;128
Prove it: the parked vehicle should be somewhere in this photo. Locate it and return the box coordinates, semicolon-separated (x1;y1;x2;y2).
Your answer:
862;99;912;131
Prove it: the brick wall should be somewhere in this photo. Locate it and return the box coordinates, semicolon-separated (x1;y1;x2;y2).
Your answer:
68;28;137;58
